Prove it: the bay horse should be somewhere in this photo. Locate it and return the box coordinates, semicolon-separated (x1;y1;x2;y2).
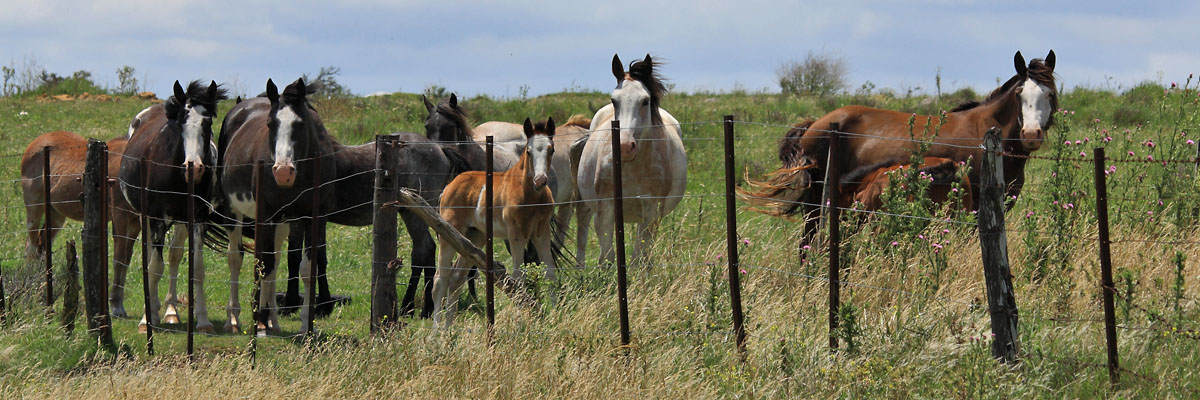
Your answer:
839;157;974;212
119;80;227;333
576;54;688;267
741;50;1056;245
217;78;336;334
20;131;188;319
432;117;557;327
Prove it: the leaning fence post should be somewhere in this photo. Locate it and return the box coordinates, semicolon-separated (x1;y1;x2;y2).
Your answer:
978;127;1019;363
43;145;53;313
1092;147;1119;385
722;116;747;357
610;120;631;348
824;123;843;351
140;158;153;355
81;139;113;346
371;135;399;333
485;136;496;338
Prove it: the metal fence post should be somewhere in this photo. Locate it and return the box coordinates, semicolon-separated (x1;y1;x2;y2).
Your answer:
722;116;747;357
252;160;264;365
486;136;496;337
825;123;842;351
307;154;320;338
140;158;153;355
1092;147;1119;384
611;120;631;348
186;162;195;361
43;146;53;313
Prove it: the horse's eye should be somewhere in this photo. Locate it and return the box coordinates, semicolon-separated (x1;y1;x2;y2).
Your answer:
641;99;649;107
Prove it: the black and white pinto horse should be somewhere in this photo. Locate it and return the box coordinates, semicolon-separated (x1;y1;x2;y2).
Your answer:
119;80;227;333
217;78;336;333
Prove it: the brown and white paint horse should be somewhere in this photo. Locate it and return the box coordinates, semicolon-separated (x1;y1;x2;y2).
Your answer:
742;50;1056;245
119;80;226;333
576;54;688;267
432;118;557;328
218;78;336;334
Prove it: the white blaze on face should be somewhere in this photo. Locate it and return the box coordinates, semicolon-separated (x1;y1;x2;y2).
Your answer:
182;105;208;170
528;133;554;188
1019;78;1053;140
611;79;652;160
273;105;301;169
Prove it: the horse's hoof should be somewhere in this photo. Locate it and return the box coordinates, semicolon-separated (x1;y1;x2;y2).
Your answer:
196;323;215;334
224;322;241;334
162;314;181;325
138;323;149;334
110;306;128;319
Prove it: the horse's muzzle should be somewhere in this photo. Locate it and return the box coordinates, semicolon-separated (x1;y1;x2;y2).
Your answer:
273;164;296;188
1021;127;1045;151
533;174;548;190
184;162;205;183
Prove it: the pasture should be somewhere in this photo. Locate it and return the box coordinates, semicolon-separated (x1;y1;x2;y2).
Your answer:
0;81;1198;398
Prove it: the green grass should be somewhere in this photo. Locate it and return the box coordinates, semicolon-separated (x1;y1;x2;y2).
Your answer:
0;82;1198;398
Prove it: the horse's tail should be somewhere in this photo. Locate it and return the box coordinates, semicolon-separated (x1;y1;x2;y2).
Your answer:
548;211;576;270
779;120;814;167
203;196;255;254
737;156;818;217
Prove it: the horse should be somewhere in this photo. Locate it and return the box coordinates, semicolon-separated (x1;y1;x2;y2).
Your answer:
118;80;227;333
575;54;688;267
838;157;974;212
472;114;592;248
20;131;189;319
275;129;470;320
432;117;557;327
740;50;1056;246
216;78;337;334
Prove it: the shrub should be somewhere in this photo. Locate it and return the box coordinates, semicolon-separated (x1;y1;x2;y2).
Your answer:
777;51;848;98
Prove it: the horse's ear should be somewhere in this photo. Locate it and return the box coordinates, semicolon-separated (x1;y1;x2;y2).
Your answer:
612;54;624;82
643;54;653;72
206;81;218;102
523;117;534;137
292;78;307;98
1045;50;1056;70
449;93;457;108
266;79;279;104
172;81;186;103
546;117;556;136
1013;51;1027;77
422;95;434;113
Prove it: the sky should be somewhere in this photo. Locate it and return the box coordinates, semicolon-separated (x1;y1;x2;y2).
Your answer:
2;1;1197;99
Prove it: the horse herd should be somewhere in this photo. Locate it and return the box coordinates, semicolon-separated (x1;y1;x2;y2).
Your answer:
18;50;1057;333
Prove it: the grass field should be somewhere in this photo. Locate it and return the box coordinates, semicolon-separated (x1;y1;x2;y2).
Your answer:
0;79;1198;398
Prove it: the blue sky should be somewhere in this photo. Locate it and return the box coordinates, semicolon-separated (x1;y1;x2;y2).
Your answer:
2;1;1197;98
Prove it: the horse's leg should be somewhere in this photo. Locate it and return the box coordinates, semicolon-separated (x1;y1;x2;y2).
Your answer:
224;214;245;333
632;201;662;267
24;199;44;261
592;202;616;266
432;234;473;329
298;219;315;333
109;208;139;318
400;210;438;319
575;203;593;269
162;224;186;324
138;221;168;333
190;222;214;333
535;219;558;306
260;223;288;333
315;225;333;318
509;234;529;289
282;225;304;315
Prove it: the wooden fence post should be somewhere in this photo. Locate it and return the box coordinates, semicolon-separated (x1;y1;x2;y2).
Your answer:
371;135;399;333
61;240;79;333
825;123;843;351
43;145;53;313
978;127;1019;363
722;116;747;357
1092;147;1119;384
611;120;631;348
81;139;113;346
186;162;195;361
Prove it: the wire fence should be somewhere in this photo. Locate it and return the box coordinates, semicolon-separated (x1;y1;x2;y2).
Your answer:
0;117;1195;375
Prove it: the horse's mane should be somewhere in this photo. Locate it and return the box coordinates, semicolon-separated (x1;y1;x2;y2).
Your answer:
183;80;229;112
628;57;667;123
563;114;591;128
533;119;554;134
778;120;814;167
436;99;475;142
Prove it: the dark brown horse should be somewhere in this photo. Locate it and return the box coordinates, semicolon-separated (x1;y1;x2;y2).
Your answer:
119;80;227;333
742;50;1056;244
217;78;337;334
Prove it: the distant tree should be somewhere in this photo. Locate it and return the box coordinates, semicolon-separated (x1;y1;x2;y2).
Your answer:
115;65;139;95
301;66;352;98
777;51;848;97
423;84;448;100
1;65;14;96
